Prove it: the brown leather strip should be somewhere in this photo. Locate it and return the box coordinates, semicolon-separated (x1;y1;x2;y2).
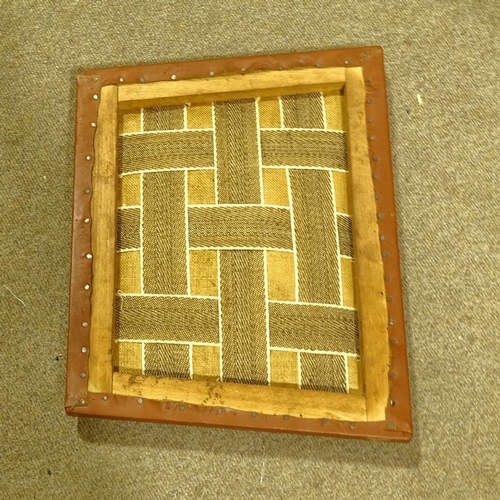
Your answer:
66;392;411;442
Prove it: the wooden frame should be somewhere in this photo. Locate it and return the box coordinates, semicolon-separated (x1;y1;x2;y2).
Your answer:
66;47;412;441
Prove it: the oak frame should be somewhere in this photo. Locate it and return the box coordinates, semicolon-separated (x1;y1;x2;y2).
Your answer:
66;47;412;441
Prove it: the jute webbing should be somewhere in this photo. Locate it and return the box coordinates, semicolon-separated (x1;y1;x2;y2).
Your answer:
268;302;358;353
143;171;187;294
119;130;213;173
220;250;268;385
116;295;219;342
143;106;185;131
214;99;261;204
289;169;341;304
188;206;293;249
117;208;140;250
144;343;191;378
338;214;354;257
261;130;347;169
115;91;361;394
281;93;324;129
301;352;347;393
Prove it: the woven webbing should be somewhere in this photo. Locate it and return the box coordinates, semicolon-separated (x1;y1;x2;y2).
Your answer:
115;92;361;394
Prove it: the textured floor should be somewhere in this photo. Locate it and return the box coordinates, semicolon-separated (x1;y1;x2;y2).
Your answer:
1;1;499;498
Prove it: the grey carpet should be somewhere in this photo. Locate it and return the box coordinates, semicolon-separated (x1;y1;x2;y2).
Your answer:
1;1;499;498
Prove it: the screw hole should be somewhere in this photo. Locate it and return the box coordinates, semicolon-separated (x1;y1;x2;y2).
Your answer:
179;405;185;411
349;422;356;428
217;408;223;414
390;400;396;406
209;71;215;76
390;372;396;378
82;322;89;328
92;95;99;100
103;395;108;401
80;372;87;378
171;75;177;80
81;347;87;353
84;284;90;290
322;418;328;424
139;77;145;82
315;62;322;67
86;254;92;259
252;412;258;418
137;398;143;404
373;156;379;162
390;338;396;344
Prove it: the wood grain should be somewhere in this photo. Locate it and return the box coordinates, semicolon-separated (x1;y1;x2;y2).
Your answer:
113;372;367;421
118;67;346;109
88;85;118;393
345;67;390;421
91;67;387;421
